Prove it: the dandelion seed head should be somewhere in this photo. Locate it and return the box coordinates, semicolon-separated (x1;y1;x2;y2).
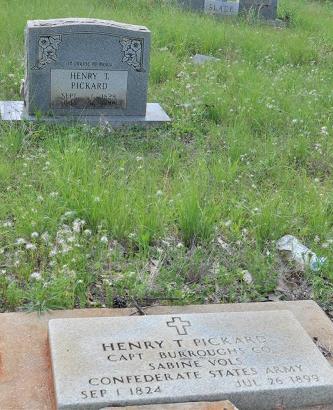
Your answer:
84;229;92;237
41;232;50;243
26;243;37;250
30;271;42;281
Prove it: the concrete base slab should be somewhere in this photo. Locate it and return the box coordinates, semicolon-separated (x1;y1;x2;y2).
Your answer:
0;101;171;127
261;18;288;28
0;301;333;410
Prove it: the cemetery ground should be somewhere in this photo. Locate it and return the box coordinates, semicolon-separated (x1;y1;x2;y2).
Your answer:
0;0;333;314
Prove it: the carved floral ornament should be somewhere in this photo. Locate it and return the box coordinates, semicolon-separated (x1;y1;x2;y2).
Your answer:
33;34;144;71
119;37;144;72
33;35;62;69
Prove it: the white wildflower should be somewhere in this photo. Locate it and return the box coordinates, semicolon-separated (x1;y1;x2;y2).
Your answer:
26;243;37;250
49;248;57;257
100;235;108;244
61;244;72;254
31;232;39;239
15;238;26;245
30;271;42;281
73;219;85;233
84;229;92;237
63;211;76;218
41;232;50;243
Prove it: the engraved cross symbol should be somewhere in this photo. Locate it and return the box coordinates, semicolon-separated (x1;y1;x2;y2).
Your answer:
166;317;191;336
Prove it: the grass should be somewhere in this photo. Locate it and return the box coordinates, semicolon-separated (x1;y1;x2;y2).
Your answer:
0;0;333;312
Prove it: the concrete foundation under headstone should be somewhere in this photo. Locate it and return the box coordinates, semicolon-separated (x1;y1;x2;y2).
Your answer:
0;101;170;127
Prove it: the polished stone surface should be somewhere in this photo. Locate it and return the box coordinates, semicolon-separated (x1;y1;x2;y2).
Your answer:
48;310;333;409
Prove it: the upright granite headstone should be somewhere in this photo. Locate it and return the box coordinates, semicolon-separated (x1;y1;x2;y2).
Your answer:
179;0;277;20
180;0;239;15
48;311;333;409
238;0;277;20
0;18;170;126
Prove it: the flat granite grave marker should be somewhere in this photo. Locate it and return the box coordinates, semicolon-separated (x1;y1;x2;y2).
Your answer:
48;310;333;410
0;18;170;127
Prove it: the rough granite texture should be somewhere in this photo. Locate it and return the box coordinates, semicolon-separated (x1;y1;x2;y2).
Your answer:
102;401;238;409
1;301;333;410
238;0;277;20
48;310;333;409
191;54;221;65
24;18;151;117
178;0;277;19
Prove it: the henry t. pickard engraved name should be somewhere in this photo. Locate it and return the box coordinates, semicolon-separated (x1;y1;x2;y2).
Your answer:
48;311;333;410
51;69;128;109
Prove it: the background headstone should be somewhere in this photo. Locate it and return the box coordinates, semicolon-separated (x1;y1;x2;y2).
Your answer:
238;0;277;20
178;0;278;20
205;0;239;16
178;0;205;11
